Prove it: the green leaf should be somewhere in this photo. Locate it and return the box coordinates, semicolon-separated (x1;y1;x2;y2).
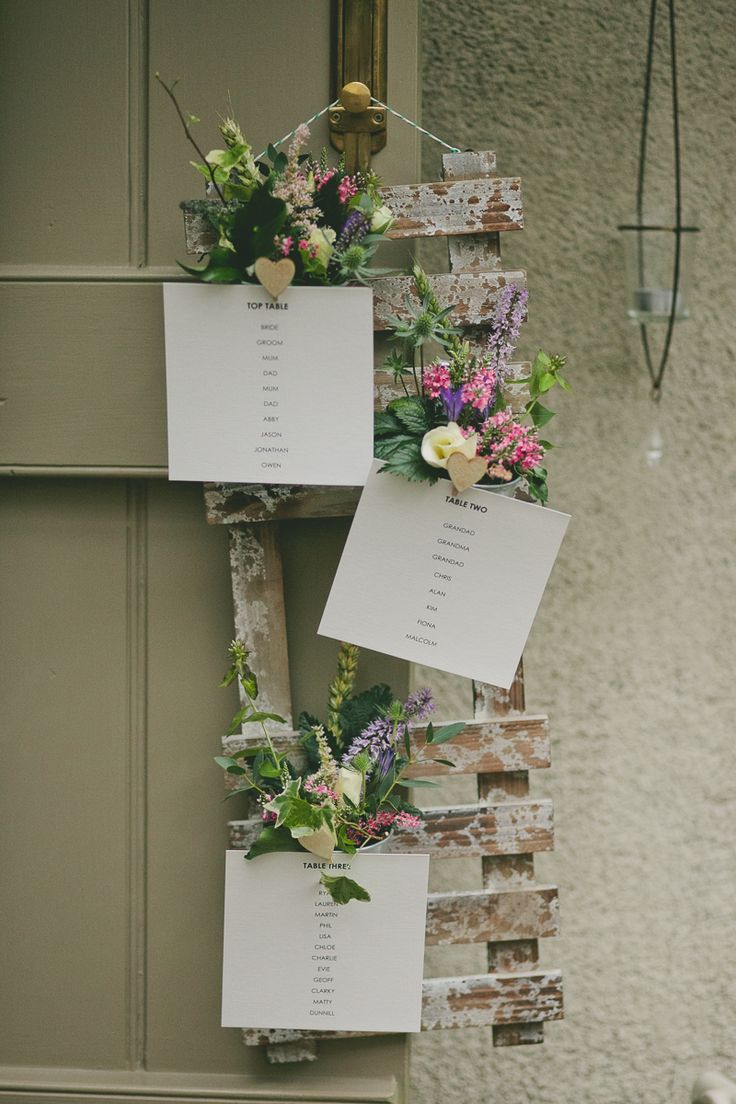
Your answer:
377;439;436;483
430;721;465;745
201;265;242;283
538;371;557;393
529;402;555;428
432;758;456;768
214;755;236;770
396;778;439;788
240;710;286;725
388;396;431;434
245;826;302;860
257;759;282;779
230;745;263;759
319;873;371;905
374;410;405;437
425;721;434;744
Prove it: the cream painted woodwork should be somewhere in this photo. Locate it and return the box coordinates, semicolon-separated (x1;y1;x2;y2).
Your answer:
0;1;419;1100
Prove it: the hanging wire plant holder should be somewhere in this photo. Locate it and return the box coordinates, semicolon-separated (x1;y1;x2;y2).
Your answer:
617;0;699;400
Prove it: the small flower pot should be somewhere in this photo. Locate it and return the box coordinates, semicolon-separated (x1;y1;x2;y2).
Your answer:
474;477;522;498
340;833;392;855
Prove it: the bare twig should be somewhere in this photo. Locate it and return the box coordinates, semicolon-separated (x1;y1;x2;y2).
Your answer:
155;73;226;203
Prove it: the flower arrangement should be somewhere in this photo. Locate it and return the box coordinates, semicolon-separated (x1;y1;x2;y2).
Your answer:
374;266;570;503
216;640;464;904
157;76;393;286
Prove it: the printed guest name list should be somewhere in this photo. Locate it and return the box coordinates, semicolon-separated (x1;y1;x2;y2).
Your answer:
319;461;570;689
221;851;429;1033
163;284;374;485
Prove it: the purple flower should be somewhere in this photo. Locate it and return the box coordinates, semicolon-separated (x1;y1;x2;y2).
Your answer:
404;687;435;721
439;385;465;421
336;210;369;250
343;715;406;777
486;284;528;379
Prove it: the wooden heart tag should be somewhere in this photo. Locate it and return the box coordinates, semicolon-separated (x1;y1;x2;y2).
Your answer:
446;451;487;494
254;257;295;299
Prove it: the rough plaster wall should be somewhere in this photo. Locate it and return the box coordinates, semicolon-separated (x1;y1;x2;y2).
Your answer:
412;1;736;1101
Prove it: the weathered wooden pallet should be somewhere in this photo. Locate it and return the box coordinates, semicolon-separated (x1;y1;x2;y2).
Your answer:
182;170;522;255
239;970;562;1046
195;150;562;1060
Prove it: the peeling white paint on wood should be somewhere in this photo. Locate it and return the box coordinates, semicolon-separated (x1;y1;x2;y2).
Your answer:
372;271;527;331
228;798;553;857
238;970;562;1044
381;177;523;239
425;886;560;945
229;527;293;727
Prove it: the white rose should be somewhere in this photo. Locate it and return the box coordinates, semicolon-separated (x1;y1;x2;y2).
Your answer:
306;226;336;268
335;766;363;806
370;204;394;233
421;423;478;469
298;823;337;863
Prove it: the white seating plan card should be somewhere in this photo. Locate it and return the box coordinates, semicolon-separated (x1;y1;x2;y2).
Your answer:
222;851;430;1032
163;284;374;484
319;461;571;688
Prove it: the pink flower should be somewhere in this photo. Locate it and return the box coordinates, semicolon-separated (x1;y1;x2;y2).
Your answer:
338;176;358;204
280;236;293;256
314;168;336;191
423;361;452;399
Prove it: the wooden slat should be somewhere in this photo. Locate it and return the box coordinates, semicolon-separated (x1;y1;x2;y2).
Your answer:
228;526;293;726
425;886;560;945
239;970;563;1044
405;715;550;776
441;151;497;179
181;170;520;255
381;177;522;239
204;483;361;525
221;714;550;777
442;150;504;273
372;271;526;331
228;798;553;857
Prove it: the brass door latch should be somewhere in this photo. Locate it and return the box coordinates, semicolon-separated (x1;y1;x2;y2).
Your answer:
330;0;387;172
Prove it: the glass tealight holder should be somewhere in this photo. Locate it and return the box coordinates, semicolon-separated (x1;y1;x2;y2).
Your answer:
618;214;699;324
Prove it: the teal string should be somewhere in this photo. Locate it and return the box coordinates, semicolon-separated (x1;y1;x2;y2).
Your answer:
370;97;461;152
257;96;462;162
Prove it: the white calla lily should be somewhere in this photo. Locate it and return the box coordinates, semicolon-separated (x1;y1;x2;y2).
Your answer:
421;423;478;469
335;766;363;806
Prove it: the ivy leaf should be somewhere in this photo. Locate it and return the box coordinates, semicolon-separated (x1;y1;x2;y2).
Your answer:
245;826;302;860
320;873;371;905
